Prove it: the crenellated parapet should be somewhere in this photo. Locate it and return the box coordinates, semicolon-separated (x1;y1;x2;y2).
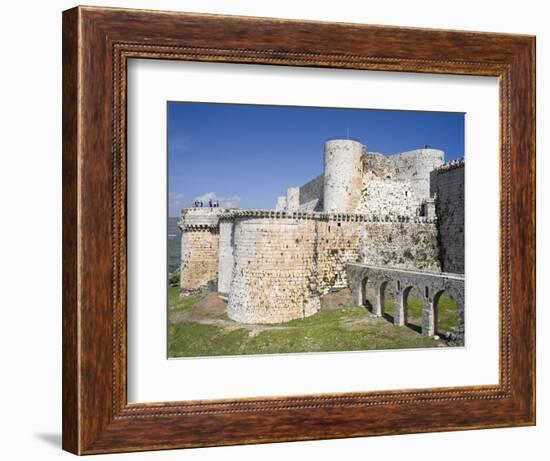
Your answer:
216;208;437;224
178;207;233;231
435;157;465;172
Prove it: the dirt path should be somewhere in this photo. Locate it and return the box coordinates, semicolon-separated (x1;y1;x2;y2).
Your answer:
169;309;301;336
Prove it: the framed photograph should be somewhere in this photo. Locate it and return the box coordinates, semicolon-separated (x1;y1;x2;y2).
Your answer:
62;6;535;455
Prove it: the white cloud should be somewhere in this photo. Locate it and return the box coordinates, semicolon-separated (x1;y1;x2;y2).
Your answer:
193;192;241;208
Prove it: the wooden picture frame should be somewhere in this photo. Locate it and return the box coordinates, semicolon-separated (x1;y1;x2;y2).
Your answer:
62;5;535;455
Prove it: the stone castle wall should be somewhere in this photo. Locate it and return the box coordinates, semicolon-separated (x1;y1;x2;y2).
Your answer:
430;161;465;274
363;151;396;179
179;208;230;292
357;178;419;217
297;174;324;211
323;140;364;212
227;215;323;323
217;220;234;297
286;186;300;211
223;211;440;323
391;149;444;202
277;145;443;218
359;219;440;272
179;228;219;292
275;195;287;210
315;219;362;291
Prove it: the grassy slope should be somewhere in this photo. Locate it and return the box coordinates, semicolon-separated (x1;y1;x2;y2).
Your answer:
168;288;459;358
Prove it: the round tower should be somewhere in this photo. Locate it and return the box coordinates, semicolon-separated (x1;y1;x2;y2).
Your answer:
323;139;364;213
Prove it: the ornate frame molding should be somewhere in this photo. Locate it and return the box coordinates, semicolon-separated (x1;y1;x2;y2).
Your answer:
63;6;535;454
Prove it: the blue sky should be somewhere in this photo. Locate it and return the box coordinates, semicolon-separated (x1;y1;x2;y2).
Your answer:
168;102;464;216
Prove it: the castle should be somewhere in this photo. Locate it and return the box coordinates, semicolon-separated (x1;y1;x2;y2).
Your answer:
178;139;465;336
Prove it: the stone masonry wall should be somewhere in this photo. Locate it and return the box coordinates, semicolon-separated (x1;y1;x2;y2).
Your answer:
363;151;396;179
278;144;443;217
225;212;440;323
217;220;234;297
227;217;322;323
357;178;419;217
180;228;219;292
391;149;444;202
286;186;300;211
179;208;230;292
323;139;364;212
275;196;287;210
358;220;441;272
315;220;361;291
298;174;324;211
430;161;465;274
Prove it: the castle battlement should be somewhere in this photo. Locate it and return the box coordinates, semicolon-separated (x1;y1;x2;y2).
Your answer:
211;208;438;224
178;207;233;230
435;157;465;172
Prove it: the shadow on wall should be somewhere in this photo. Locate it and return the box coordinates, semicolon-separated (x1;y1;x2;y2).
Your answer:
35;433;61;448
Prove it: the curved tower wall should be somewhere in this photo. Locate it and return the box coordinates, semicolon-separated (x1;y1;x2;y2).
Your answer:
323;139;364;213
391;148;444;201
227;217;321;324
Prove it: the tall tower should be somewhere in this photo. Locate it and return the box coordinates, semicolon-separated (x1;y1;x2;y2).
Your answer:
323;139;364;213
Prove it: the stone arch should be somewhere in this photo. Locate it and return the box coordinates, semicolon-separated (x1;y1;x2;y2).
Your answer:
433;289;461;340
402;285;424;334
379;279;396;321
359;275;369;307
445;285;464;309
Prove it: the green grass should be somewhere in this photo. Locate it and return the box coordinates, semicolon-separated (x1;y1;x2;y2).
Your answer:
168;288;201;312
434;295;459;333
169;323;251;357
167;287;461;358
168;308;439;358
